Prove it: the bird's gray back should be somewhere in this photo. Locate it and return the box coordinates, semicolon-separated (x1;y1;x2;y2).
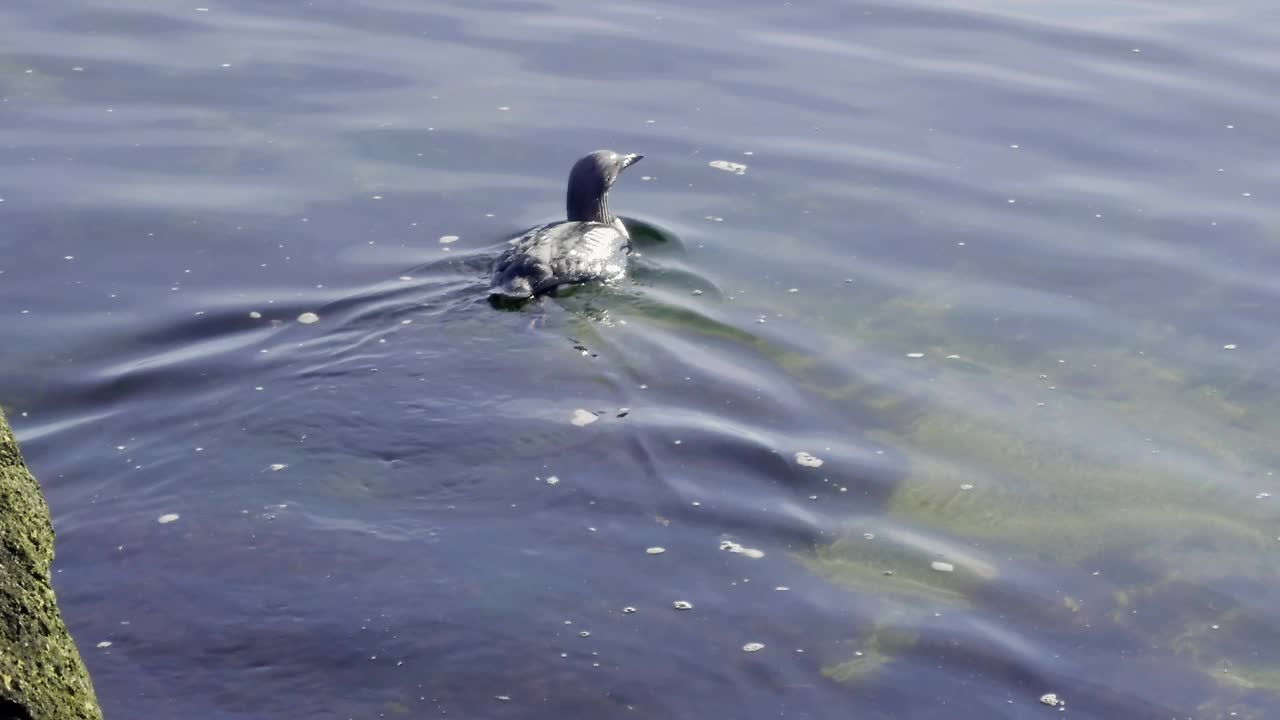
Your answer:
489;221;628;297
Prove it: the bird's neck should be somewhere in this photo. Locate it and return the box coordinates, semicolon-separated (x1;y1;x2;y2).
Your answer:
567;191;613;225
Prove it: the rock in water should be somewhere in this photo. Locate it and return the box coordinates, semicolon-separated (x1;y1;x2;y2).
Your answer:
0;406;103;719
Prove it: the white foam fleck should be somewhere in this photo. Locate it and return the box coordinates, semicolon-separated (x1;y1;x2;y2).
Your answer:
709;160;747;174
719;540;765;559
570;409;598;427
157;513;180;524
297;312;319;324
439;235;459;244
795;451;824;468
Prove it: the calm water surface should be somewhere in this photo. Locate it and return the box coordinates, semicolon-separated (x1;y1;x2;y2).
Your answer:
2;1;1279;718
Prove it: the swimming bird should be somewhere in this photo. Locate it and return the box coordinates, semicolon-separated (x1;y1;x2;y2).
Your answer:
488;149;643;298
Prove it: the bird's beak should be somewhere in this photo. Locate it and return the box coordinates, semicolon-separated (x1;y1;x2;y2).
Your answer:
622;153;643;169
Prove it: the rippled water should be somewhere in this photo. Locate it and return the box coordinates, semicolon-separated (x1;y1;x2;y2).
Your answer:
3;1;1279;718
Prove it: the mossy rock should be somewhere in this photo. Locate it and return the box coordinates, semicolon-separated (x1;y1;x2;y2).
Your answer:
0;408;102;719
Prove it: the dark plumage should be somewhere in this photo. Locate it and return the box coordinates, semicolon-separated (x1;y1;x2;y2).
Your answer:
489;149;642;298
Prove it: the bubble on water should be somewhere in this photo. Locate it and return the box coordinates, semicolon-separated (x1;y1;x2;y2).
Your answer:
297;312;319;324
673;600;694;610
622;606;637;614
439;235;459;244
742;642;765;652
96;641;112;648
249;311;262;319
157;513;180;524
570;409;598;427
578;631;590;638
646;547;666;555
795;451;824;468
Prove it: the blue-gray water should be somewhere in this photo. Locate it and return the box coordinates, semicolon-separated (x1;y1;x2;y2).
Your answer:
2;1;1279;718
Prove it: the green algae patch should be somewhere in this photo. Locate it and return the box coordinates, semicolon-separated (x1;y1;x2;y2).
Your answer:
785;289;1280;708
0;407;102;720
872;345;1278;577
822;624;918;685
801;533;986;610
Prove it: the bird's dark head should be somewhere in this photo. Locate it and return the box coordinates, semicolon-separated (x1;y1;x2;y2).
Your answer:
566;149;642;223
